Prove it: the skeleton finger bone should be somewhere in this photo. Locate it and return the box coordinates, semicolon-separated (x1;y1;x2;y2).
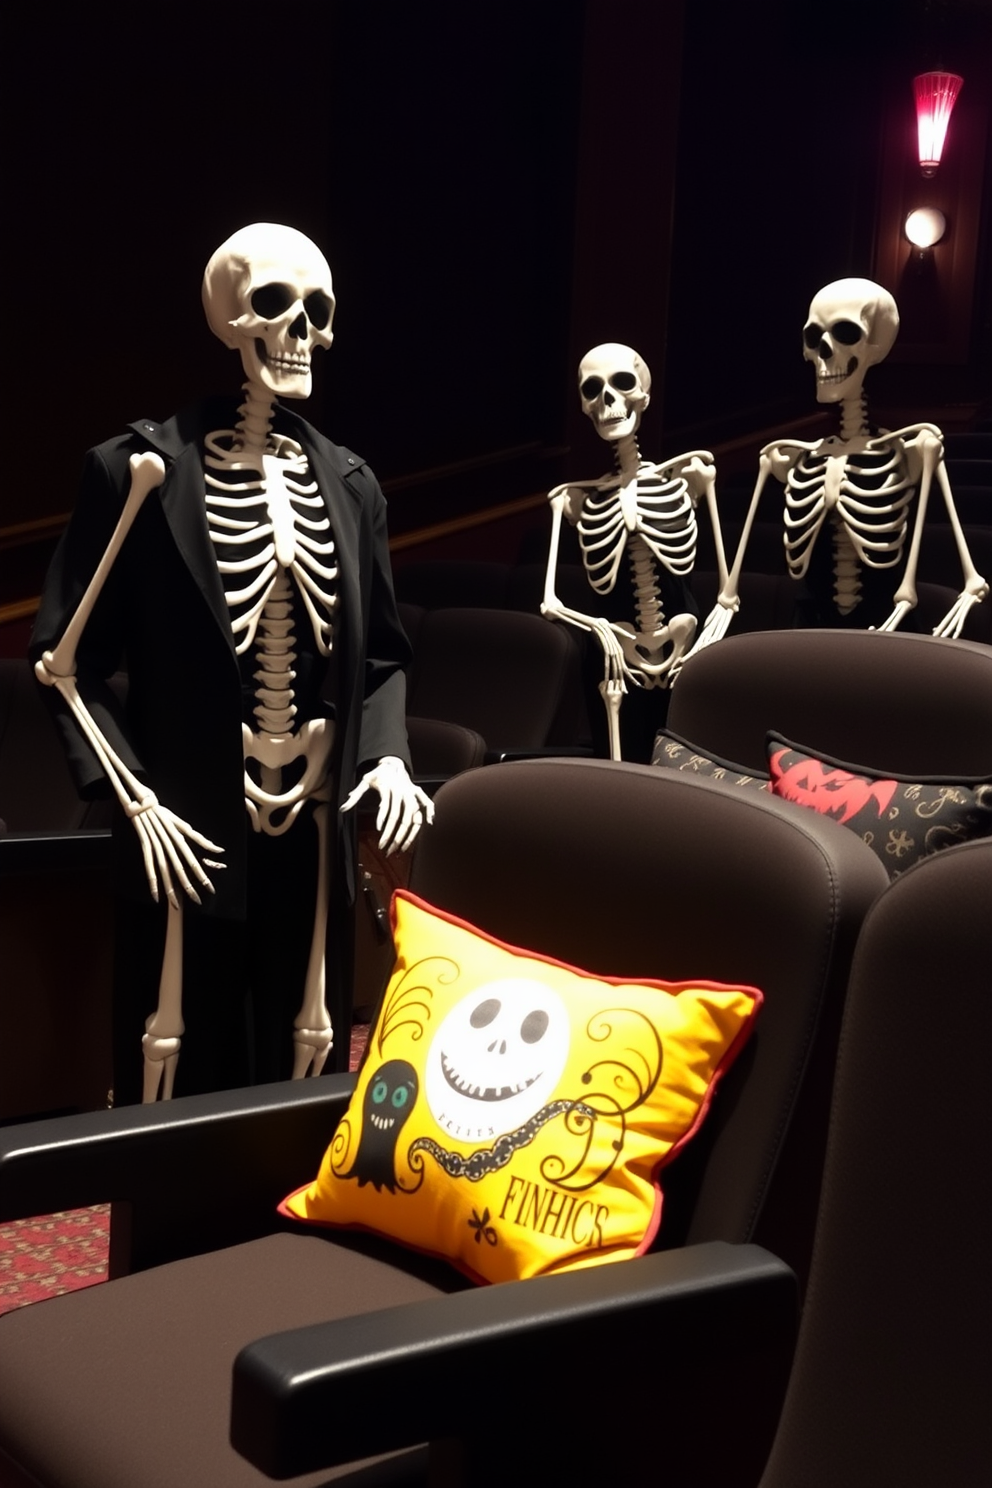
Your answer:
931;590;986;640
341;756;433;857
874;599;915;634
388;783;435;856
131;798;224;906
681;601;736;666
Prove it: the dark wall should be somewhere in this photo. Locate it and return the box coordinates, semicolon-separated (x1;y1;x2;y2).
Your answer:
3;0;988;553
321;4;583;481
663;0;992;440
4;2;583;532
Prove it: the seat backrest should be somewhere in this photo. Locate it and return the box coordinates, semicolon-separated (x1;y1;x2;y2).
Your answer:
404;716;487;777
409;758;888;1277
760;836;992;1488
405;606;587;751
669;629;992;776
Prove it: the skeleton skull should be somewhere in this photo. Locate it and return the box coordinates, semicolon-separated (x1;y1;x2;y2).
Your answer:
802;278;899;405
578;343;651;442
424;980;571;1141
202;223;336;401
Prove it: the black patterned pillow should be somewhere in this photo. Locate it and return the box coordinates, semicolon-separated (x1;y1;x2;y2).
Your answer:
651;729;771;792
767;732;992;878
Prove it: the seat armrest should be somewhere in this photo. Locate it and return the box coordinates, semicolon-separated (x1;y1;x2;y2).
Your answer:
0;829;112;875
232;1240;796;1478
485;746;595;764
0;1077;351;1271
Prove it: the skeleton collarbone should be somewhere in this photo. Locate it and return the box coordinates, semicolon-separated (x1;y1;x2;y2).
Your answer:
205;427;339;833
781;429;916;577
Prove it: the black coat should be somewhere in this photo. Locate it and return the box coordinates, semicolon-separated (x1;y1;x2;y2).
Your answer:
31;397;413;921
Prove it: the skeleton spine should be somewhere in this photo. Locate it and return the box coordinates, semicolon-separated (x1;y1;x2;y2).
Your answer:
628;535;664;633
236;382;274;453
253;570;297;732
832;523;862;615
839;389;869;443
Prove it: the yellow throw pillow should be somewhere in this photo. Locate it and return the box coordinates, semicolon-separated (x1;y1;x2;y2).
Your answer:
282;892;763;1284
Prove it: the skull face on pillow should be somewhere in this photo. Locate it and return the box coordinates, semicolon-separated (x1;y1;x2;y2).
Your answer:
424;979;571;1142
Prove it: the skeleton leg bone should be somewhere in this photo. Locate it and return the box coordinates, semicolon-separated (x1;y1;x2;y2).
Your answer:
599;677;624;762
292;796;333;1079
141;899;184;1102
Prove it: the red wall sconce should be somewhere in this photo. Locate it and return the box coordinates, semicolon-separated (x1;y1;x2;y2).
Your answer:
913;71;964;176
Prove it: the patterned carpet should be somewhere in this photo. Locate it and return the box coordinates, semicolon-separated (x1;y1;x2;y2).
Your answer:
0;1024;370;1315
0;1206;110;1313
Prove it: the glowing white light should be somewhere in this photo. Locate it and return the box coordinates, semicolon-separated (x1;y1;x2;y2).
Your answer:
905;208;946;249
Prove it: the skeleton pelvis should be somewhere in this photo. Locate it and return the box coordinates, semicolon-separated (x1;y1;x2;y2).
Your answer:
242;718;335;833
611;612;696;684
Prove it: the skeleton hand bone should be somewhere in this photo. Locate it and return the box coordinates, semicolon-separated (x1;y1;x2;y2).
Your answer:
341;755;434;855
126;794;225;909
931;582;989;640
678;597;738;673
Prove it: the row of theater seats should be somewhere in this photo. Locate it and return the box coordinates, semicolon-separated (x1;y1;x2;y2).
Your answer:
0;628;989;1486
3;613;991;1115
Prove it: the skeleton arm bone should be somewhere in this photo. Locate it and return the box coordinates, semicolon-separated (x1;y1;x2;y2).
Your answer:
340;755;434;856
875;427;936;630
686;451;728;590
34;452;224;906
876;428;989;635
542;488;629;760
674;453;731;674
541;490;628;680
925;452;988;637
41;453;166;680
690;439;819;654
685;449;772;654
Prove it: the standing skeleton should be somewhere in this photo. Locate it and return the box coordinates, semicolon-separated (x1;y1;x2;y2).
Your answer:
34;224;431;1102
693;278;988;647
542;344;727;760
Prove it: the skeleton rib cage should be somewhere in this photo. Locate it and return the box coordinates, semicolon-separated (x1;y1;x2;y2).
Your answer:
577;467;698;594
783;438;916;577
204;427;339;664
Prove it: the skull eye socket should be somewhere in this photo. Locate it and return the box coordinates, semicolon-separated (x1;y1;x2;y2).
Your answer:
803;324;823;350
609;372;637;392
470;998;501;1029
304;291;332;330
250;283;295;319
520;1010;549;1044
580;376;605;400
831;320;863;345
